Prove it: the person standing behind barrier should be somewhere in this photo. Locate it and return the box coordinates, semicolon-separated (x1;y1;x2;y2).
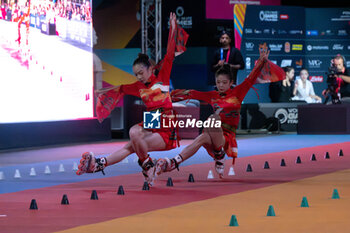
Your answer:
292;68;321;103
211;31;245;85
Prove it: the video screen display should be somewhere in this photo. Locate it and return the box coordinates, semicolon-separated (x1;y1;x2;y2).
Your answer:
0;0;93;123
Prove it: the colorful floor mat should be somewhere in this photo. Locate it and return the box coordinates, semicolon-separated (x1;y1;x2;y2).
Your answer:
0;140;349;233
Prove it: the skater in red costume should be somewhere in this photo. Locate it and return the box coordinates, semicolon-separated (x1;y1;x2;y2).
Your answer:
14;0;31;46
155;44;285;178
76;12;188;185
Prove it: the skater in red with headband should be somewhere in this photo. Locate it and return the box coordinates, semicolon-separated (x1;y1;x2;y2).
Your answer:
76;12;188;185
155;44;285;178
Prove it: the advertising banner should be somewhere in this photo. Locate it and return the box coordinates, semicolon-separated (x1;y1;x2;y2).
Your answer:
236;5;350;104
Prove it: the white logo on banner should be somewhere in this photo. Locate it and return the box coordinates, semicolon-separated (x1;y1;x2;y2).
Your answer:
332;44;344;50
245;42;254;51
269;44;283;51
259;11;278;22
308;59;323;68
246;57;251;69
281;59;292;67
275;108;298;124
176;6;184;17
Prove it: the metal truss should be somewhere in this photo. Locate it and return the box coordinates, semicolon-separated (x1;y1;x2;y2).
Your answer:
141;0;162;63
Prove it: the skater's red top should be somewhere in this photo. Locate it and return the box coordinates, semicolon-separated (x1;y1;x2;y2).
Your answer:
171;57;285;161
96;21;188;150
96;22;188;122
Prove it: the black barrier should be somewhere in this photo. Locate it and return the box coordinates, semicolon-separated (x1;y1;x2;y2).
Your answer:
35;15;91;47
298;104;350;134
40;21;56;35
0;119;111;150
240;102;307;132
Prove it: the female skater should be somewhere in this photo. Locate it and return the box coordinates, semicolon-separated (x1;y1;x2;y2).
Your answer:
155;44;285;178
76;12;188;185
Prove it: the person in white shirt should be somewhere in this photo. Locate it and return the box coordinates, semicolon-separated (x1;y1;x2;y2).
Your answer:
292;68;322;103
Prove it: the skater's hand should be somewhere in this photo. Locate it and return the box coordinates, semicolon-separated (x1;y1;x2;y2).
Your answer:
171;89;190;102
94;85;120;95
215;107;223;115
259;43;269;61
95;89;105;95
170;12;176;32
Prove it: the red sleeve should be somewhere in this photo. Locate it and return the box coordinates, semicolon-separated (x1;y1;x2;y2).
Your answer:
157;28;176;85
234;59;266;101
96;82;141;123
119;82;141;97
188;90;214;104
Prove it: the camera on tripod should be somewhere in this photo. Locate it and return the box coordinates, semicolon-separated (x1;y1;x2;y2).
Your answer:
324;65;341;104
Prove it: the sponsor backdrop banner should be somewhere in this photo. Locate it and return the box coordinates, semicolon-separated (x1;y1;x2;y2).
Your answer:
237;5;350;103
238;5;305;104
305;8;350;87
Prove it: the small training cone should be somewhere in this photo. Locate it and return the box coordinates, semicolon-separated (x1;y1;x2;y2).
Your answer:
0;171;5;180
29;199;38;210
338;149;344;157
324;152;330;159
44;165;51;174
14;169;21;179
188;173;195;182
58;164;65;172
310;154;316;161
207;170;214;179
90;190;98;200
228;166;235;176
332;189;340;199
301;196;309;207
264;161;270;169
296;156;302;164
229;215;239;226
142;182;150;190
246;164;252;172
267;205;276;216
280;159;286;167
117;185;125;195
61;194;69;205
166;177;174;187
29;168;36;176
121;158;129;164
72;162;78;171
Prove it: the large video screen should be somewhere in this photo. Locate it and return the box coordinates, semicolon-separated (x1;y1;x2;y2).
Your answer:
0;0;93;123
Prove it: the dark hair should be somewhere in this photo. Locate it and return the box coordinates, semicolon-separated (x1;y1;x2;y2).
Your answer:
215;64;233;82
220;30;232;39
283;66;294;73
133;53;151;68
